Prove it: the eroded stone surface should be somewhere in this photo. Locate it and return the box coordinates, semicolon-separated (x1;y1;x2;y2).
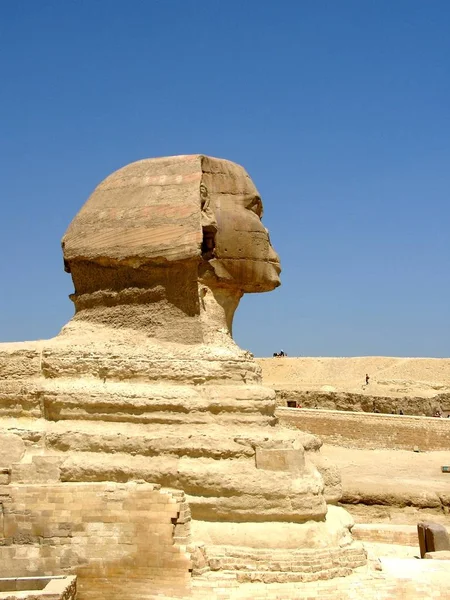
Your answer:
0;434;25;466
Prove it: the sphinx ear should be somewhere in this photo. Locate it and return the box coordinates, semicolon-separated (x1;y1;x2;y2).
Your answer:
200;183;218;261
200;183;217;233
201;207;217;233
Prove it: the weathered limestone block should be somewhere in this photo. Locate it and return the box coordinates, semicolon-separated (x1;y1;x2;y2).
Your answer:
425;522;450;553
255;446;305;473
418;521;450;558
11;456;62;484
0;344;42;380
0;434;25;467
308;453;343;505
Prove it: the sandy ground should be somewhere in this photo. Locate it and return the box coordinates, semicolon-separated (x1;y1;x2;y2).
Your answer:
259;357;450;399
322;444;450;524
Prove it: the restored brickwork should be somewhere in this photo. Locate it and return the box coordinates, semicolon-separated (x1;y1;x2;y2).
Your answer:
0;576;76;600
0;482;191;599
200;543;366;583
189;571;450;600
277;407;450;451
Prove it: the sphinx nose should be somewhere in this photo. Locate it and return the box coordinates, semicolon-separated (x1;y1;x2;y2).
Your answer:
269;245;280;261
269;248;281;273
265;228;280;263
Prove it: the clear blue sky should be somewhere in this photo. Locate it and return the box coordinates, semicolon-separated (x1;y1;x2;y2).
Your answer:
1;1;449;357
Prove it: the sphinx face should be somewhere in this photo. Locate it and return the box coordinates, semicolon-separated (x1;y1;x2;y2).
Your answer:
62;155;281;295
201;158;281;293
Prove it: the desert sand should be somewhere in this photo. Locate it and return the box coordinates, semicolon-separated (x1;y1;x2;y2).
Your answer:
322;444;450;524
259;356;450;415
259;356;450;397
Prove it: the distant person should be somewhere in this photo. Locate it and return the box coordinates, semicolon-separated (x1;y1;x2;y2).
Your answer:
279;350;285;357
399;409;404;415
365;374;370;385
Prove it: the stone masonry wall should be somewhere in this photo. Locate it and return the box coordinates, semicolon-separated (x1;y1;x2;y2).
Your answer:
0;482;192;600
276;407;450;451
351;524;450;546
0;576;76;600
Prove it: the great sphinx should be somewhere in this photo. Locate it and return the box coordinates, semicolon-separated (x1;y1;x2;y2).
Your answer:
0;155;365;588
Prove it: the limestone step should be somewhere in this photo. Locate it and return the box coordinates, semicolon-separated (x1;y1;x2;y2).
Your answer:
44;420;260;461
233;567;353;583
0;379;276;423
199;543;367;583
0;416;306;463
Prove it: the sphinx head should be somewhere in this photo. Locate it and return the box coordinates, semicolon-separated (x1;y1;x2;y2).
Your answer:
63;155;281;298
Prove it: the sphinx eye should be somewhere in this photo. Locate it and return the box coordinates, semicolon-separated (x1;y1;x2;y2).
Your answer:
246;196;263;218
